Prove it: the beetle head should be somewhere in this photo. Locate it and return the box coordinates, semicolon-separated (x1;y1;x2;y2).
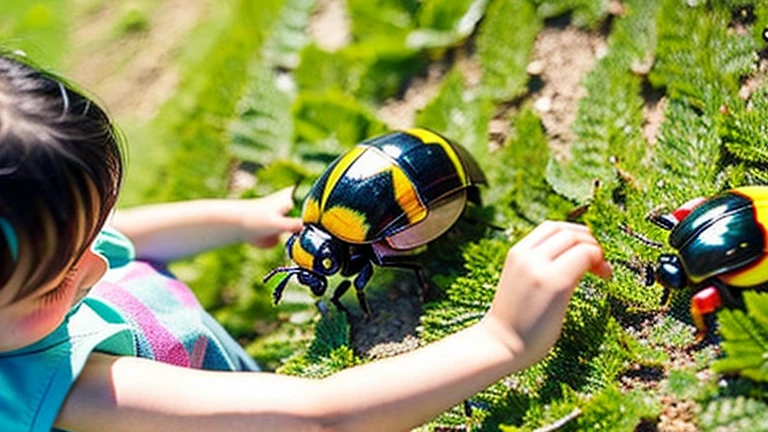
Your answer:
287;225;344;277
655;253;688;290
296;269;328;296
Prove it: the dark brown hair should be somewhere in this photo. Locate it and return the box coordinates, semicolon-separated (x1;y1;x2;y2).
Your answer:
0;52;124;300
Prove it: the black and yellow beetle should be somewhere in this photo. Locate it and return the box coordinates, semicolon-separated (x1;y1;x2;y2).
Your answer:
648;186;768;339
264;128;486;315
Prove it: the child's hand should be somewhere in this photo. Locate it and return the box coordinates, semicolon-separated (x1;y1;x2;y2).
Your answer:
483;221;612;369
240;188;303;248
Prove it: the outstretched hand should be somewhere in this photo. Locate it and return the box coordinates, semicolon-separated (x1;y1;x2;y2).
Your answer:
240;187;303;248
484;221;612;369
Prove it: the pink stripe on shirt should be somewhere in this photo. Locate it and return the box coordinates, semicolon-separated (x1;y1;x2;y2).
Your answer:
94;281;192;367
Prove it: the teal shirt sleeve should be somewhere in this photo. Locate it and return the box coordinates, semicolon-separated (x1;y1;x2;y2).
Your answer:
0;228;137;432
92;226;135;269
0;300;134;432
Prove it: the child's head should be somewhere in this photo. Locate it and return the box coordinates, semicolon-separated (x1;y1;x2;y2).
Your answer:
0;52;123;349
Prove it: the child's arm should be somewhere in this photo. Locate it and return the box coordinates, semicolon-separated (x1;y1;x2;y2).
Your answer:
57;222;611;432
110;188;302;262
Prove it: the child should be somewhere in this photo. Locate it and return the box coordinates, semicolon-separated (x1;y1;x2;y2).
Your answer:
0;52;612;432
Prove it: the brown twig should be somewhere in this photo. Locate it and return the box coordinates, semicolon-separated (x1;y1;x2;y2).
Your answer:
532;407;583;432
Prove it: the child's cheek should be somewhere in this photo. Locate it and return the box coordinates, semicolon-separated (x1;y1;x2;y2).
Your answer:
19;281;78;345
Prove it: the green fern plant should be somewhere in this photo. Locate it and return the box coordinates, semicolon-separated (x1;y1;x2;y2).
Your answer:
545;0;656;203
714;291;768;383
698;377;768;432
530;0;608;28
407;0;490;50
278;308;361;378
476;0;542;102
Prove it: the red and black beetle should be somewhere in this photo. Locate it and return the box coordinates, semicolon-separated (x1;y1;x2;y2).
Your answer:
649;186;768;339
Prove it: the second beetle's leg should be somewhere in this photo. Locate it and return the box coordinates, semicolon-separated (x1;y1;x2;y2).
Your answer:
691;286;721;342
660;286;672;310
463;400;473;418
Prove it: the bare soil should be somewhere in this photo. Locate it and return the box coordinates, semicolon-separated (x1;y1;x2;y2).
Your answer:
66;0;210;121
528;24;607;158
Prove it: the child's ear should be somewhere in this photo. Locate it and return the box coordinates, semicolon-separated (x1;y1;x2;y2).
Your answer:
79;249;107;288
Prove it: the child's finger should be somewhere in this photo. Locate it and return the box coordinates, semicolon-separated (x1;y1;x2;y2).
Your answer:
252;235;281;248
514;221;590;251
272;187;297;211
535;228;599;260
282;217;303;233
553;242;612;281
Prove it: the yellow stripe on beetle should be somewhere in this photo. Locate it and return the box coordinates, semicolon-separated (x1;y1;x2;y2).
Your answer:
302;196;321;224
720;254;768;287
322;206;369;243
405;128;467;185
391;166;427;224
721;186;768;287
291;238;315;270
322;146;367;211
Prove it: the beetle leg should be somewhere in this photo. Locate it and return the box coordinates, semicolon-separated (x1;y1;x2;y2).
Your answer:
343;248;370;277
353;262;374;319
271;274;292;305
660;286;672;309
382;261;430;302
410;265;430;303
371;242;431;301
691;286;722;342
463;399;473;418
331;280;352;317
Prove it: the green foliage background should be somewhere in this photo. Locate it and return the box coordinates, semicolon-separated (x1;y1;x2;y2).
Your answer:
3;0;768;430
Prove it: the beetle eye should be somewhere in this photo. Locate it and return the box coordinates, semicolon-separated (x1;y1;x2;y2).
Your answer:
322;257;333;269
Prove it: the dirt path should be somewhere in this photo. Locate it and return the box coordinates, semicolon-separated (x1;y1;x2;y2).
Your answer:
66;0;210;121
528;25;606;156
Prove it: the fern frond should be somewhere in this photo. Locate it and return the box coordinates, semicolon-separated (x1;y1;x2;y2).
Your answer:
650;0;755;115
530;0;609;28
489;107;572;227
407;0;490;49
229;64;295;164
295;43;426;103
714;291;768;383
545;0;657;203
346;0;418;44
721;88;768;165
476;0;542;102
261;0;316;69
277;309;360;378
699;395;768;432
293;90;388;159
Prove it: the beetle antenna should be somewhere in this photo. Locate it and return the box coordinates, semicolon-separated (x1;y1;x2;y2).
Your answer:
615;258;657;287
619;223;664;248
263;266;297;282
271;274;292;305
264;266;307;305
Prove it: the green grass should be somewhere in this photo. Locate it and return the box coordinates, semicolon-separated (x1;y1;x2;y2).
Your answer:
0;0;68;67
